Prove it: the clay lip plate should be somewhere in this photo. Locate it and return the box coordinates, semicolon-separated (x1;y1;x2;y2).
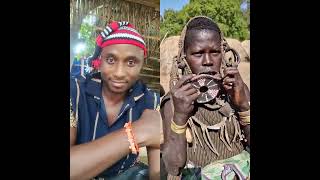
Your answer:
191;75;220;103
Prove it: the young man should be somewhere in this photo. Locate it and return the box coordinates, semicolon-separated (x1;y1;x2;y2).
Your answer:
70;21;161;180
161;16;250;179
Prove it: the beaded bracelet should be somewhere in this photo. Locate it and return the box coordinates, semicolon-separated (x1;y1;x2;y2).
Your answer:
124;122;139;154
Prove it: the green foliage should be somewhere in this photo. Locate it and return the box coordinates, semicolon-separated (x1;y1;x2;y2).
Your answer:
75;16;96;59
161;0;249;40
160;9;183;38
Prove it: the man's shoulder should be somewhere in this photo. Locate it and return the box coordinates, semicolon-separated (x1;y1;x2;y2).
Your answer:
134;81;160;110
70;75;87;85
144;87;159;99
70;74;96;100
70;76;85;92
134;81;158;98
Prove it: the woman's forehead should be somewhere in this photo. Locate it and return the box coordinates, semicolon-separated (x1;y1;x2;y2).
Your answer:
190;30;220;41
186;30;221;49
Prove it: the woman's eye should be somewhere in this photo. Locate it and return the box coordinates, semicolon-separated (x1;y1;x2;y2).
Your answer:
193;52;202;57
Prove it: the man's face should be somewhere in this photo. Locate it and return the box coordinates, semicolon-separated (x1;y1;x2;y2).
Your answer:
99;44;144;94
185;30;222;75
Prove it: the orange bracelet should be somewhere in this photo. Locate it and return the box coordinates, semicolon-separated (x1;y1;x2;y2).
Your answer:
124;122;139;155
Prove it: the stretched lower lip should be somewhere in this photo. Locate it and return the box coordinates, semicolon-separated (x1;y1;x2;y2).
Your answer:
198;71;216;75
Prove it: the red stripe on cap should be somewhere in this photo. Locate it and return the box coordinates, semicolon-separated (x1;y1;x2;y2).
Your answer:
115;29;143;38
109;21;119;31
95;21;147;58
96;35;104;47
101;39;147;57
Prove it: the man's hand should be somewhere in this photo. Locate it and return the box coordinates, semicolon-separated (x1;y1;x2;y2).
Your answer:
171;74;200;124
134;109;161;148
222;67;249;111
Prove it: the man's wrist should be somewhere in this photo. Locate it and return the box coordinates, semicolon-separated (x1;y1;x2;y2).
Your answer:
132;121;146;147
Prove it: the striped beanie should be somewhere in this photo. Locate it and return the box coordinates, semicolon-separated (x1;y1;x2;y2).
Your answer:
89;21;147;69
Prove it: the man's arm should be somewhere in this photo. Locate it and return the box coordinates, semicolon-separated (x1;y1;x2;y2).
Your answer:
147;147;160;180
70;128;77;146
146;97;161;180
70;109;160;180
70;127;132;180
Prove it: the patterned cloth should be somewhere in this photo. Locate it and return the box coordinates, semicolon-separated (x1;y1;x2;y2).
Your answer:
70;98;77;128
201;150;250;180
171;150;250;180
